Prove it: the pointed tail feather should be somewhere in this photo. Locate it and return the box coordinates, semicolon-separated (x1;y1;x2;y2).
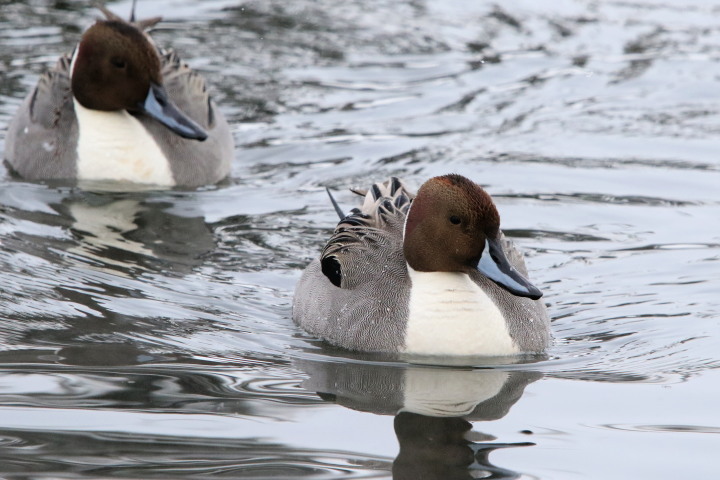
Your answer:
325;187;346;220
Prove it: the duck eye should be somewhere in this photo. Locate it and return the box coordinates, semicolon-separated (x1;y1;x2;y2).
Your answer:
110;57;126;69
449;215;461;225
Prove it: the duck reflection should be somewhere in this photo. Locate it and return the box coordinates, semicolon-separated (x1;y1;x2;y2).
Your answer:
298;358;540;480
394;412;531;480
1;182;216;274
0;183;219;353
62;191;215;274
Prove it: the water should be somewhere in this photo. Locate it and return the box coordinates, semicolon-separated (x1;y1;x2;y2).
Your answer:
1;0;719;478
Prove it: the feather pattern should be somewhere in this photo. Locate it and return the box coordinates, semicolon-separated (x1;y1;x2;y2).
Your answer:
293;176;551;354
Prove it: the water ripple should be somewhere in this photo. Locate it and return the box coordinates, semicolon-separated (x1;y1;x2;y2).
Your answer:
602;424;720;435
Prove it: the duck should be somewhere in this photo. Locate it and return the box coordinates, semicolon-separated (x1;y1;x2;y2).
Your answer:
3;5;233;187
293;174;551;356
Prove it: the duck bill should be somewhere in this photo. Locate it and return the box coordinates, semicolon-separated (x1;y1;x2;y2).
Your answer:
139;83;208;141
478;238;543;300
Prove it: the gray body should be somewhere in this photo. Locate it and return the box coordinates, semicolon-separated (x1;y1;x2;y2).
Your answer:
4;51;233;187
293;179;551;353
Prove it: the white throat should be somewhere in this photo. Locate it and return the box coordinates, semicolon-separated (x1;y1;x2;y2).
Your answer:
73;99;175;186
403;266;519;356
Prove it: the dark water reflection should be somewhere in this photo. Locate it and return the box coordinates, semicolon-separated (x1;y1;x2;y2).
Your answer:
300;359;540;479
2;0;720;478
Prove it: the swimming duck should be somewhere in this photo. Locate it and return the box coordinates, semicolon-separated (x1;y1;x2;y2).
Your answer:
3;6;233;187
293;175;551;356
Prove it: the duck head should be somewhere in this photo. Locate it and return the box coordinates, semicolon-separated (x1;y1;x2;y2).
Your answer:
403;174;543;300
70;13;207;141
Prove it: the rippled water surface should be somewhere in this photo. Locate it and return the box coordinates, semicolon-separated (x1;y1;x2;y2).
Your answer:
1;0;719;478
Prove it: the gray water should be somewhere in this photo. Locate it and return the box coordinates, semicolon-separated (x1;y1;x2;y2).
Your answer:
1;0;719;478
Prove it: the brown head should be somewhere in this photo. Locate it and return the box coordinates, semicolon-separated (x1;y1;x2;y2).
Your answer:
69;12;207;140
404;174;499;273
404;174;542;299
71;20;162;112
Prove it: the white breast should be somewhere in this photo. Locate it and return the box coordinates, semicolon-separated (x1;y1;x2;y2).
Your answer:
403;267;519;356
73;99;175;186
